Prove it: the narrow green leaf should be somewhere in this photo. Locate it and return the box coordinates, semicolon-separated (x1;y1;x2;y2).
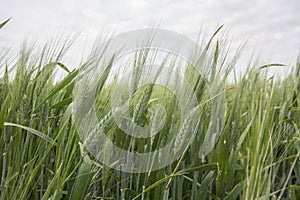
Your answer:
211;41;219;82
41;164;63;200
180;163;219;174
205;25;224;51
224;180;246;200
56;62;71;73
0;95;9;129
4;122;56;145
69;155;93;200
199;172;214;199
51;97;72;109
259;63;285;70
291;107;300;111
0;18;11;29
133;174;179;200
35;69;78;111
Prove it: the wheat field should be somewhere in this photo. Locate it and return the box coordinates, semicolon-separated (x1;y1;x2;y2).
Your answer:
0;19;300;200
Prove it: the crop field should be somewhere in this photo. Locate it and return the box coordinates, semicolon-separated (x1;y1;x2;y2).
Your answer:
0;19;300;200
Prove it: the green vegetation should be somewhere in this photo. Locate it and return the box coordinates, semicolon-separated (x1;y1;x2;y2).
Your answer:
0;20;299;199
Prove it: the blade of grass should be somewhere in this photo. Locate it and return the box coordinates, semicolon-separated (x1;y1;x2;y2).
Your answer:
0;18;11;29
34;69;78;111
4;122;56;145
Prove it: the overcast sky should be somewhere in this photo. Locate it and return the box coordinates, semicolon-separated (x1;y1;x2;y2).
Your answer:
0;0;299;74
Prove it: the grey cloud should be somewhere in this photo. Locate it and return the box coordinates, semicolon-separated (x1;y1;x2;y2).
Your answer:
0;0;299;71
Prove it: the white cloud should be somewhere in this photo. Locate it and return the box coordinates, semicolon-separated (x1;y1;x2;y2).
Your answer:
0;0;299;72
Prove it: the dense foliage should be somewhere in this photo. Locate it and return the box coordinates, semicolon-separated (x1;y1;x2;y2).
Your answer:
0;20;299;199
